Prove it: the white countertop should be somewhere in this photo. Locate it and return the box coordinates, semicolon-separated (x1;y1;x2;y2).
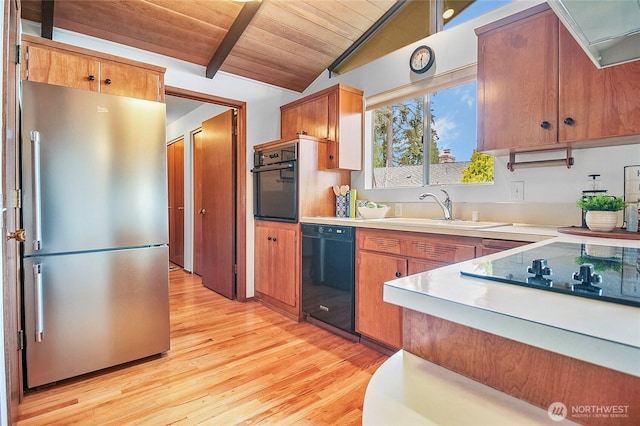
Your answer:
300;216;559;242
384;234;640;377
363;350;580;426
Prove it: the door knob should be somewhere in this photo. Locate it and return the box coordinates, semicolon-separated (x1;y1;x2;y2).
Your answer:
7;229;26;242
177;207;184;210
199;209;207;215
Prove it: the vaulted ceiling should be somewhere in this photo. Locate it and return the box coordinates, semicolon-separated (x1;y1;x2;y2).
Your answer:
21;0;405;93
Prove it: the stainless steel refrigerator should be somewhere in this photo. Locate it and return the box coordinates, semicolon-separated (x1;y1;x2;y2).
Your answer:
20;81;170;388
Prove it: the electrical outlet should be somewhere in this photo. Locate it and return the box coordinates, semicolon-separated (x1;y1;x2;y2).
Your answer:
395;203;403;217
510;181;524;201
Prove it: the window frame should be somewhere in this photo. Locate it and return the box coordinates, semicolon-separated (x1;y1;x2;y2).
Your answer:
365;64;480;189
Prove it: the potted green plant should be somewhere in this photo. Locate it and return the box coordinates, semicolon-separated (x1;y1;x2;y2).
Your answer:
576;195;625;232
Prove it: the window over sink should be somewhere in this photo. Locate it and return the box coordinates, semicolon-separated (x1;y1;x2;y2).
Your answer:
369;77;493;189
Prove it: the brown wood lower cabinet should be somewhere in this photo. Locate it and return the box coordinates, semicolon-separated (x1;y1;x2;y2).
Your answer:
356;251;406;349
356;229;478;350
254;220;300;319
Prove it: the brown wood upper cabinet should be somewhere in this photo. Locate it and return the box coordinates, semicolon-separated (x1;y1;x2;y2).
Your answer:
476;4;640;154
21;34;165;102
281;84;364;170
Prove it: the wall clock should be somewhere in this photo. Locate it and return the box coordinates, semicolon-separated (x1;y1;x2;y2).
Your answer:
409;45;435;74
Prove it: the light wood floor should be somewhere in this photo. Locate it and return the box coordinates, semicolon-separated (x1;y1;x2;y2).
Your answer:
16;268;387;425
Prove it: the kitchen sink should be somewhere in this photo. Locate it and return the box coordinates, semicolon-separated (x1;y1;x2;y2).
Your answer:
369;217;510;229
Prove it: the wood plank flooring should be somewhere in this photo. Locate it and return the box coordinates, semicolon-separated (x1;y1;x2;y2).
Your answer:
16;268;387;425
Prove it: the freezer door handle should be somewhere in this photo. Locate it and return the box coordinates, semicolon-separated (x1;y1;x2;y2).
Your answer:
33;264;44;342
30;131;42;251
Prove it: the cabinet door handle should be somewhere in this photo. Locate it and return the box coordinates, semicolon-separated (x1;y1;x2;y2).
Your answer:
88;75;95;81
105;78;112;85
540;121;550;129
267;236;272;240
395;271;402;278
563;117;574;125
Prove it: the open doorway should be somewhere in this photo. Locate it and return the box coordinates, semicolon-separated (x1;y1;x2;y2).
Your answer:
165;87;247;302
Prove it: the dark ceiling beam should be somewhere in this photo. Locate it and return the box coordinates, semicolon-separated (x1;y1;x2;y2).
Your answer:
327;0;409;75
41;0;55;39
206;0;262;79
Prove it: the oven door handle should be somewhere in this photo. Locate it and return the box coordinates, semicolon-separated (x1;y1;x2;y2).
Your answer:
251;161;296;173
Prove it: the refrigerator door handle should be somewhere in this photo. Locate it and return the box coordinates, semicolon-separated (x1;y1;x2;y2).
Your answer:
30;131;42;251
33;263;44;342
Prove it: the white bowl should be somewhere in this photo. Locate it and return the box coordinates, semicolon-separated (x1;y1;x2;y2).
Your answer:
358;205;390;219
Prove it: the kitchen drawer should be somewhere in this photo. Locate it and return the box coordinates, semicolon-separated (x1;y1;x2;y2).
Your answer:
405;239;476;263
359;233;402;254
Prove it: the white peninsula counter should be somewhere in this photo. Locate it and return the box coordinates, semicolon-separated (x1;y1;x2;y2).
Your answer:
384;234;640;377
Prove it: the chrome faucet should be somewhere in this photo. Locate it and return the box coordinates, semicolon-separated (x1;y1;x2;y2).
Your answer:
419;190;452;220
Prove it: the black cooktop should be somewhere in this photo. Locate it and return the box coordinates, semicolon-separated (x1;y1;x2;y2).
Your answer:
461;242;640;308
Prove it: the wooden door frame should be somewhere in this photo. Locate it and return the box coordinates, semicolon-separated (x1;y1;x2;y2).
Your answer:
3;0;21;419
165;86;247;302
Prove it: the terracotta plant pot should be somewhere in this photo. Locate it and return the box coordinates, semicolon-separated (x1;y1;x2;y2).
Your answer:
585;211;618;232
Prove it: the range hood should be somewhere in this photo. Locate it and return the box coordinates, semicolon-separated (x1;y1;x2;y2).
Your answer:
547;0;640;68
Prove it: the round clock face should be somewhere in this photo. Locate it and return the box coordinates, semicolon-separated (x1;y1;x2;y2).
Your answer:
410;45;434;74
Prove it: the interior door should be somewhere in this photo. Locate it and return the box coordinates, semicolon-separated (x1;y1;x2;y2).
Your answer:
194;110;236;298
193;130;204;276
167;138;184;266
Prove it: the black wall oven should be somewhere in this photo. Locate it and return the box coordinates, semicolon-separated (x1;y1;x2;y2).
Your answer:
252;143;298;222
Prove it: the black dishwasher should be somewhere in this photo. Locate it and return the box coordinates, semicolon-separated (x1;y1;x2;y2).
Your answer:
301;224;357;337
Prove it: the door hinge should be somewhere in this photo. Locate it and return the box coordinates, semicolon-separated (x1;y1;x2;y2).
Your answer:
18;329;24;350
234;264;237;274
8;189;21;208
15;44;21;64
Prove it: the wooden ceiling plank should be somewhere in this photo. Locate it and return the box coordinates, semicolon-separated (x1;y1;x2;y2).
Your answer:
228;41;329;79
254;5;354;53
220;60;309;93
146;0;242;28
240;21;337;62
53;16;215;66
338;0;398;20
206;0;261;79
53;0;230;66
297;0;390;36
280;1;372;40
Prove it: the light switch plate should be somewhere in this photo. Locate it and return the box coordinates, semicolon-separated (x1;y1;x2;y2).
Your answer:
395;203;403;217
510;181;524;201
